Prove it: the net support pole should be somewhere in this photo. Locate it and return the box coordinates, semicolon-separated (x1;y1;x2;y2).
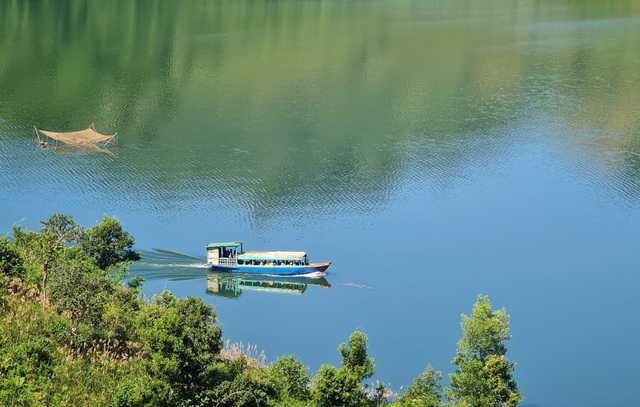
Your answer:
34;127;48;146
104;133;118;147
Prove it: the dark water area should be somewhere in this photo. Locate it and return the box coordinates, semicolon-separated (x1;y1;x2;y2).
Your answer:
2;1;640;406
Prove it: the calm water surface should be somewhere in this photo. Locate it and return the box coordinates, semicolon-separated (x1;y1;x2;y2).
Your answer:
2;1;640;406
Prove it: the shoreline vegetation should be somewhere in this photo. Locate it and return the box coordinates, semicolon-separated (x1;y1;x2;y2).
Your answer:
0;214;521;406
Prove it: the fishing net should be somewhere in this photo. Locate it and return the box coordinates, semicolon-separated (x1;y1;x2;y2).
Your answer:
34;124;117;146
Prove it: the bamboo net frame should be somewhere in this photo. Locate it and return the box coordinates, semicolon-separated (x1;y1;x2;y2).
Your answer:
34;124;118;147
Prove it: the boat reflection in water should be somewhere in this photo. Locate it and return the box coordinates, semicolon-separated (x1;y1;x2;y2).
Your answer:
206;272;331;299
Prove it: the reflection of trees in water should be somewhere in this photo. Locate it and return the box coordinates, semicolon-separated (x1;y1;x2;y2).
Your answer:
0;0;187;139
1;0;640;213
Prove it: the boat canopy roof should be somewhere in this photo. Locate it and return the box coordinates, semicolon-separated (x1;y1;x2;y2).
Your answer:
206;241;243;249
238;251;306;261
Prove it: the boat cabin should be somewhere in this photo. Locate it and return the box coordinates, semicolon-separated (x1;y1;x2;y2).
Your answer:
206;241;244;266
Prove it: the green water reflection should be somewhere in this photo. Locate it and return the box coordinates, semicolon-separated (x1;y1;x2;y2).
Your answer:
3;0;639;216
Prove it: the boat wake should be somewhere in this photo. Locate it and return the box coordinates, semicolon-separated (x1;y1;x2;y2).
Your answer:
128;248;210;281
297;271;327;279
342;282;373;289
139;262;210;269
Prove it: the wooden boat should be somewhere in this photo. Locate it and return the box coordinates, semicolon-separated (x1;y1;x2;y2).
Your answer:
206;241;331;275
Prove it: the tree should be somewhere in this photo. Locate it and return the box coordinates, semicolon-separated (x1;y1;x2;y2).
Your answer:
208;362;277;407
339;331;375;382
138;291;223;404
48;253;114;335
397;365;443;407
313;331;375;407
12;214;82;309
81;215;140;270
40;214;84;308
0;236;23;278
445;295;522;407
40;213;84;248
269;355;311;401
314;364;364;407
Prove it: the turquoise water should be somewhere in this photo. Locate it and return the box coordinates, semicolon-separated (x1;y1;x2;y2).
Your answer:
2;1;640;405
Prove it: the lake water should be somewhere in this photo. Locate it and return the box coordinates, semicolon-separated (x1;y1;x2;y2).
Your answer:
2;1;640;406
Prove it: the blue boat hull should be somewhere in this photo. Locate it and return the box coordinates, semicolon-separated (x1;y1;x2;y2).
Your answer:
208;262;331;276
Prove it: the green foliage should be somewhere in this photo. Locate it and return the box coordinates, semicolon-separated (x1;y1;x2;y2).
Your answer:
445;295;522;407
48;254;115;335
138;291;224;405
127;275;146;293
40;213;83;249
44;344;151;407
12;224;57;285
269;355;312;401
339;331;375;382
312;331;375;407
81;215;140;270
12;214;88;309
0;281;70;406
209;362;278;407
396;365;443;407
456;295;511;363
101;283;144;343
0;236;23;278
314;364;366;407
111;375;155;407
